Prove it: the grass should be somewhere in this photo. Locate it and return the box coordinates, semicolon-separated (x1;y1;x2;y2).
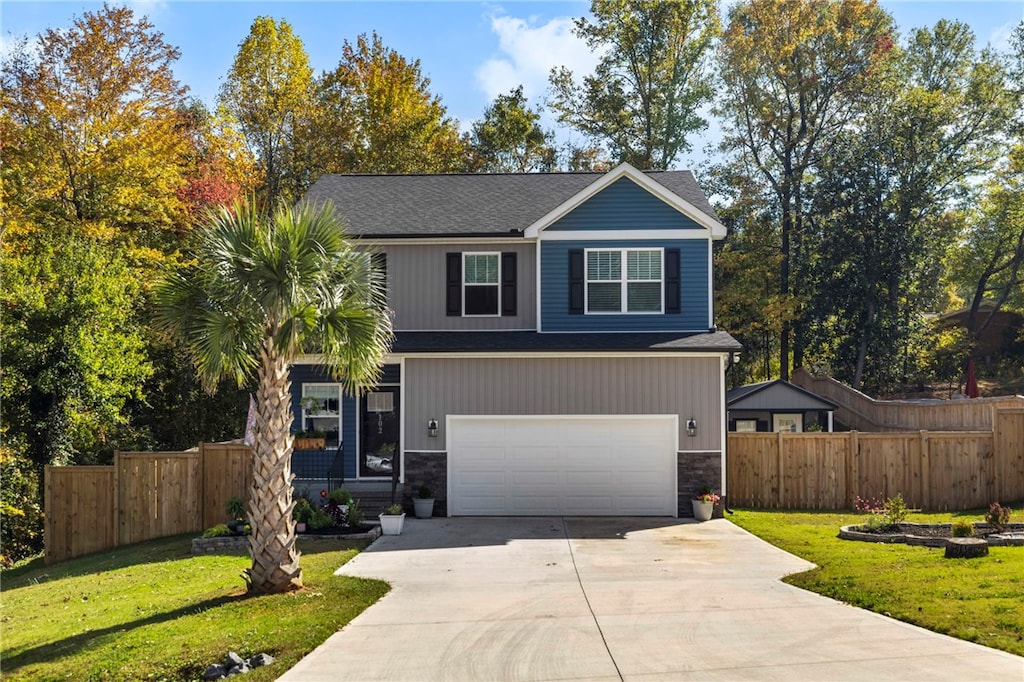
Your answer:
0;535;389;681
728;507;1024;657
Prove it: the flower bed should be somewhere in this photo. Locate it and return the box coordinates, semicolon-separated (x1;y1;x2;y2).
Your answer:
839;522;1024;547
191;525;381;555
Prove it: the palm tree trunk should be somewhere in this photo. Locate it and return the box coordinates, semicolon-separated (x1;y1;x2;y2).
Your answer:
245;336;302;593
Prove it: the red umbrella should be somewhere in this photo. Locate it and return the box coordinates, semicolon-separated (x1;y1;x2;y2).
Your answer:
965;358;979;399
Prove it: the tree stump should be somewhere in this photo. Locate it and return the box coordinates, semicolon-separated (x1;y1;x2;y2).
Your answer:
944;537;989;559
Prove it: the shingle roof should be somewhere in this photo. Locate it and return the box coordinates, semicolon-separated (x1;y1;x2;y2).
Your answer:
726;380;838;410
302;170;719;237
391;330;742;353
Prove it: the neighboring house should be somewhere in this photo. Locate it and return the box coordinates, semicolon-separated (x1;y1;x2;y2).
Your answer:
292;163;740;517
727;380;837;433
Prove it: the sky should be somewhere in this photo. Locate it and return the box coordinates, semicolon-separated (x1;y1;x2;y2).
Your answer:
2;0;1022;169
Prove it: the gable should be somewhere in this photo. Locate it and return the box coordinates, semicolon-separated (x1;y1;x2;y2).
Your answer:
727;381;837;411
546;177;706;232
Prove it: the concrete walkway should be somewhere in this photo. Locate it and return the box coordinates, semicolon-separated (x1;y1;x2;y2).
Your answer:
279;517;1024;681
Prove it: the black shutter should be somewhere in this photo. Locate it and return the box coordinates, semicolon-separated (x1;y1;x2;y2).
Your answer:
756;420;769;432
446;253;461;316
665;248;680;314
501;252;517;316
569;249;584;314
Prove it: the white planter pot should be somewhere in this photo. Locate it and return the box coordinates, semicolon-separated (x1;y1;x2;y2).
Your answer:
379;513;406;535
692;500;714;521
413;498;435;519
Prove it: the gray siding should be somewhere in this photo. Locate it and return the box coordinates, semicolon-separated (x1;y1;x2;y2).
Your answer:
404;356;723;451
380;243;536;330
728;383;835;411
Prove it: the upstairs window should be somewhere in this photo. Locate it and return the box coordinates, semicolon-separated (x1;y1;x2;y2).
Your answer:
447;252;518;317
463;253;500;316
585;248;663;313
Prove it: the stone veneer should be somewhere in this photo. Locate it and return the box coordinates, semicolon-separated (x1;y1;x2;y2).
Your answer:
677;452;724;518
403;451;448;516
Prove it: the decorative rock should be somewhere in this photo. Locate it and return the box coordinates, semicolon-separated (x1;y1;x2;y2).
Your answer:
225;652;245;667
203;664;227;680
248;653;275;668
945;537;989;559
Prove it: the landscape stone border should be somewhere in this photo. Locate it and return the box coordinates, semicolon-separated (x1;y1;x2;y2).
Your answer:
191;526;382;555
839;522;1024;547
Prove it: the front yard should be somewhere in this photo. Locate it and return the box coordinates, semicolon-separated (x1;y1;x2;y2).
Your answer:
728;508;1024;657
0;535;388;681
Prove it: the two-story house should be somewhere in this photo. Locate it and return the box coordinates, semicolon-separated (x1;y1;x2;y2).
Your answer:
291;162;740;517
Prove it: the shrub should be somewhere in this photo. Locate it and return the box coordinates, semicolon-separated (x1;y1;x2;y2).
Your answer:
416;485;434;499
861;514;886;531
346;499;364;527
951;519;974;537
293;497;313;524
327;488;353;505
202;524;232;538
383;503;404;515
225;495;245;519
882;494;909;525
985;503;1011;530
308;506;333;530
0;449;44;567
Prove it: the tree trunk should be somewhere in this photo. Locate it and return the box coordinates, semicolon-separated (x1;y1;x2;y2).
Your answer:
245;336;302;593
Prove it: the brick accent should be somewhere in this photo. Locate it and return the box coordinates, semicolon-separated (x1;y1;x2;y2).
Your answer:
404;451;448;516
677;452;724;518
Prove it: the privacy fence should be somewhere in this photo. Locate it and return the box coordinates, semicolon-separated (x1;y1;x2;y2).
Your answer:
44;443;251;564
727;408;1024;510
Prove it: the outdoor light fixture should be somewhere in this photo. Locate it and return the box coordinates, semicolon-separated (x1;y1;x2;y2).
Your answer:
686;418;698;437
427;418;438;437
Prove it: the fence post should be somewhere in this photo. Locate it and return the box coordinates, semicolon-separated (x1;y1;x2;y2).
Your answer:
919;430;930;510
44;466;52;564
112;452;121;546
777;430;785;508
848;431;859;507
197;443;206;532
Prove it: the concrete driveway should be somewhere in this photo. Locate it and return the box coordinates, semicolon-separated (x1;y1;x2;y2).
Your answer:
279;517;1024;681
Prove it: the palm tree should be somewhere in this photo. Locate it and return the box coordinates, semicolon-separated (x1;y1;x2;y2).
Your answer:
154;199;391;593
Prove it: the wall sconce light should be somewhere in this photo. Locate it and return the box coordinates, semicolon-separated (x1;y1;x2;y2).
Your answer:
686;418;698;437
427;418;438;437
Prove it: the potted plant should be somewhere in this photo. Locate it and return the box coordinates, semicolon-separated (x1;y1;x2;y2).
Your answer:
326;488;353;526
379;503;406;535
692;485;720;521
413;485;435;519
225;495;247;534
293;497;313;533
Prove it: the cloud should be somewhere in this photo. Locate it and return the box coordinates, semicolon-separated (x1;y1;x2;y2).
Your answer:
475;13;603;104
988;20;1016;52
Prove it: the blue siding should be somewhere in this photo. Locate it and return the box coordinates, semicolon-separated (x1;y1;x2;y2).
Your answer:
541;239;709;332
288;363;401;480
546;177;705;232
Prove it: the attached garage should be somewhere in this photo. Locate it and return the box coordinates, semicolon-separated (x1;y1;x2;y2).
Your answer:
448;415;678;516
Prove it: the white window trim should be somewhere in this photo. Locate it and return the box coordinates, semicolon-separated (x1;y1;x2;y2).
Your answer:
299;383;343;448
584;247;664;315
462;252;501;318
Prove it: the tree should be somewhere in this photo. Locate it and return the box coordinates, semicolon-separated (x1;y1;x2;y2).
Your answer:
716;0;894;380
154;200;392;594
470;86;556;172
1;232;152;473
219;16;313;206
1;3;191;251
804;20;1014;391
548;0;720;169
313;32;467;174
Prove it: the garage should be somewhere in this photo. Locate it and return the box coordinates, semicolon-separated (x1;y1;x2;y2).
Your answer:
447;415;677;516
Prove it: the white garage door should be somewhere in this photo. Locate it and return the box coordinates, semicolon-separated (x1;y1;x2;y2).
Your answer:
448;415;677;516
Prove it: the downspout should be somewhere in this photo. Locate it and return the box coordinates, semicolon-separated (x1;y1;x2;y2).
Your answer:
724;351;736;515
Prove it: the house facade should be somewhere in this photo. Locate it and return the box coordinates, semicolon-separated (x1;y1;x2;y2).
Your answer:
727;380;837;433
292;163;740;517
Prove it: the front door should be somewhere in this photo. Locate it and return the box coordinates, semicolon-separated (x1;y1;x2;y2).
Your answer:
359;387;400;478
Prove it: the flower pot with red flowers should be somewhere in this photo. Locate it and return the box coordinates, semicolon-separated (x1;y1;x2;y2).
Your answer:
692;485;720;521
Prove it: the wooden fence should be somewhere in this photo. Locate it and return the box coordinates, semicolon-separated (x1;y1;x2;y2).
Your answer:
791;368;1024;431
44;443;252;564
727;409;1024;510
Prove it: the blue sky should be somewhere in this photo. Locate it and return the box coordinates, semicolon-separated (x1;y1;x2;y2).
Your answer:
2;1;1022;167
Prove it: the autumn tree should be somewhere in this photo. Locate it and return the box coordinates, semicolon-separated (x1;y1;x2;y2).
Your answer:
1;3;191;251
470;86;556;173
548;0;720;169
803;20;1014;391
716;0;894;380
312;32;467;174
219;16;313;206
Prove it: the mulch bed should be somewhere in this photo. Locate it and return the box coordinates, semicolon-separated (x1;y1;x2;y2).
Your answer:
839;522;1024;547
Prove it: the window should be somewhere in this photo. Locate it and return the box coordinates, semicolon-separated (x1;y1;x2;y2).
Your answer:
735;419;758;433
299;384;342;448
773;414;803;433
585;248;663;313
463;253;500;316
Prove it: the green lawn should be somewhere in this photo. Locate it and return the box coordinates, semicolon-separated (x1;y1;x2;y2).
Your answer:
0;535;389;681
728;508;1024;657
